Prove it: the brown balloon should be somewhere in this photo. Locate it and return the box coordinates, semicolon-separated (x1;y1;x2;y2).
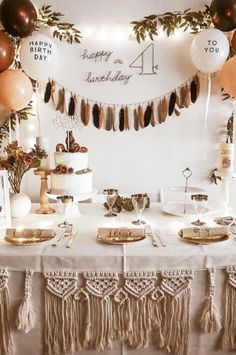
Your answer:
231;30;236;51
0;0;37;38
210;0;236;32
0;31;15;72
220;57;236;97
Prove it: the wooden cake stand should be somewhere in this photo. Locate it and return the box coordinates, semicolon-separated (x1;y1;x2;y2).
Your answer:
34;170;55;214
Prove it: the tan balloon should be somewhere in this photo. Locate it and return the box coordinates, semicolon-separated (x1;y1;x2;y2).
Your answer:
0;69;33;111
0;104;11;127
220;57;236;97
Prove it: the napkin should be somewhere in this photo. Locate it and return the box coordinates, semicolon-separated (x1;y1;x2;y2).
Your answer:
179;227;228;240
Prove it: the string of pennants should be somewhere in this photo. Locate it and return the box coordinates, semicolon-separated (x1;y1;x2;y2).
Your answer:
43;73;201;131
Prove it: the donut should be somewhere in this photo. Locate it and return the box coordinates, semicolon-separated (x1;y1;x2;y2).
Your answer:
56;143;66;152
70;143;80;152
79;146;88;153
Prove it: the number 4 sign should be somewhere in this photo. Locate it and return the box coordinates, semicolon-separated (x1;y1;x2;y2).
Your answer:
129;43;158;75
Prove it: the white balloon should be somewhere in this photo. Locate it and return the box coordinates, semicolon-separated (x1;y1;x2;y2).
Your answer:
190;28;229;74
19;32;58;80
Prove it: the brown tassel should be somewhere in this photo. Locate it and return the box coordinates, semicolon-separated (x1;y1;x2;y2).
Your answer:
51;80;56;108
119;108;125;131
168;92;176;116
134;109;139;131
175;92;183;109
175;108;180;117
85;101;90;126
81;99;86;124
68;95;75;116
99;105;104;129
113;107;117;132
137;105;144;128
183;84;190;108
150;103;155;127
44;80;51;103
124;106;130;130
144;105;152;127
194;74;200;99
106;107;113;131
158;97;168;123
56;88;65;114
190;80;197;103
179;85;186;109
93;104;100;129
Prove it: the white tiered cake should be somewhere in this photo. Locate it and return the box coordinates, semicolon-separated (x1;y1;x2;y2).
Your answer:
51;131;93;196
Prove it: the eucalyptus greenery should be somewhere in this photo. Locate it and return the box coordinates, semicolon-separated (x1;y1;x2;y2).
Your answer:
131;5;212;42
0;102;34;146
37;5;82;44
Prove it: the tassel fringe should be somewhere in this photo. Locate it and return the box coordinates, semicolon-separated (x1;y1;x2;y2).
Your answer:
222;266;236;350
17;270;36;334
199;268;222;333
0;269;13;355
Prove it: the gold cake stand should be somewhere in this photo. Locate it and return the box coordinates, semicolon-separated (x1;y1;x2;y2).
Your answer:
34;170;55;214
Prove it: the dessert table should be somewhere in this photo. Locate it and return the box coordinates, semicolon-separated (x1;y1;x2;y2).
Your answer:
0;202;235;355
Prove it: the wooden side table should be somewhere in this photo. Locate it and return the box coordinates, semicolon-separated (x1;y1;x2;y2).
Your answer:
34;170;55;214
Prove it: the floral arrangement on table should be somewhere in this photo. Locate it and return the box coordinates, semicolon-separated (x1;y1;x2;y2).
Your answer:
0;141;47;193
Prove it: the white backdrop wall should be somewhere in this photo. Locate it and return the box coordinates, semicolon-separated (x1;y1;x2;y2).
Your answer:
15;0;236;206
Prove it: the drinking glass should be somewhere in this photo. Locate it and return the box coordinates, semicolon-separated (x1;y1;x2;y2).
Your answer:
103;189;118;217
131;193;148;225
191;194;208;226
56;195;74;228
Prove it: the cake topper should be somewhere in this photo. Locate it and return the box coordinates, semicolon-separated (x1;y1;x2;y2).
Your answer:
56;131;88;153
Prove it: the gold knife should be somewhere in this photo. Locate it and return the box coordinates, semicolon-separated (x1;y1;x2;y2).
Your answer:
66;230;78;248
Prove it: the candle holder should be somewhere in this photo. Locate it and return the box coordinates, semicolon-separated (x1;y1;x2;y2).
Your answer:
34;170;55;214
215;170;236;214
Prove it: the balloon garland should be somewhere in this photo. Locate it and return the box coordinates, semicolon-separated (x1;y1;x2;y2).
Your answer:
0;1;82;144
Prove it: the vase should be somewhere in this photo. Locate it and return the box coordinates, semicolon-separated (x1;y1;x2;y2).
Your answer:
10;192;32;218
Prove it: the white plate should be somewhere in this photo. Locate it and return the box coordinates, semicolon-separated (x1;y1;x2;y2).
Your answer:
46;189;98;202
162;202;210;217
168;186;205;194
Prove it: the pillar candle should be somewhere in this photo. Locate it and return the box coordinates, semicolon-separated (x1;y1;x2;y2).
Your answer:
36;136;50;171
217;143;235;172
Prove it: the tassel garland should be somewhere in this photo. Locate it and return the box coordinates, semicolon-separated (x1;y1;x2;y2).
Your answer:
44;73;200;131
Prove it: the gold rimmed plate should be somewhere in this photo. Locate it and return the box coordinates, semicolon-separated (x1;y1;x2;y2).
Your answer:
178;231;229;245
5;228;56;246
97;227;145;245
